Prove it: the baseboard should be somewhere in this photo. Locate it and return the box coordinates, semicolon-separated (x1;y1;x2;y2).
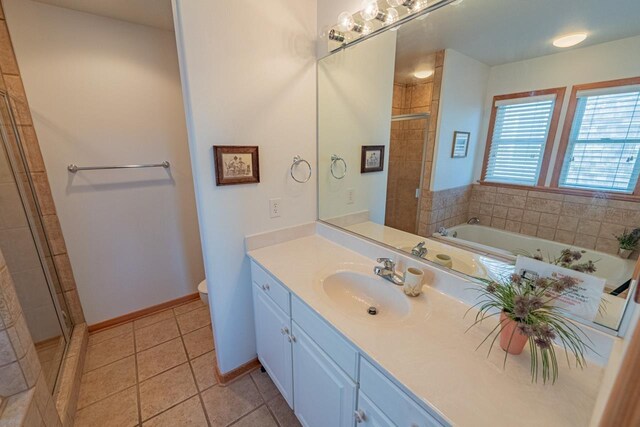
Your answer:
88;293;200;332
214;357;261;386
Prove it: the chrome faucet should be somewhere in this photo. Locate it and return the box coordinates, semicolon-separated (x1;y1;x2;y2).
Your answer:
411;241;427;258
467;217;480;225
373;258;404;286
437;226;448;236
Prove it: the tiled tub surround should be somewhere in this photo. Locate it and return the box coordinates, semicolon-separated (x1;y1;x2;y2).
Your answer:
417;184;472;237
468;184;640;258
0;1;84;326
74;299;298;427
248;231;611;426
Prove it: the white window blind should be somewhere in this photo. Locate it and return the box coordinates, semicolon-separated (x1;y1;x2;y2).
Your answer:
484;96;556;185
559;87;640;193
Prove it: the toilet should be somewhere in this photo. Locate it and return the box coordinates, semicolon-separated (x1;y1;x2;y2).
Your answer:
198;279;208;305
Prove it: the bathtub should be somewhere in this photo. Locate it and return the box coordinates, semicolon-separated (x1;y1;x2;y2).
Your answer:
432;224;635;290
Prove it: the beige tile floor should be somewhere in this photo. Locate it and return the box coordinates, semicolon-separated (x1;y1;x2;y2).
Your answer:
75;299;300;427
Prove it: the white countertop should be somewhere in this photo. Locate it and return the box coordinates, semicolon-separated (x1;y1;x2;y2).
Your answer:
248;235;605;427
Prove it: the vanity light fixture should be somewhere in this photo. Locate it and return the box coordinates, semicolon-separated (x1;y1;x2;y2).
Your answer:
338;11;365;33
328;29;346;43
327;0;457;52
414;69;434;79
553;32;588;48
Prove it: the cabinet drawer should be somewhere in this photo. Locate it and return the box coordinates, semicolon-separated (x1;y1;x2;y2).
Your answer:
360;358;445;427
357;391;394;427
251;262;290;315
291;297;358;381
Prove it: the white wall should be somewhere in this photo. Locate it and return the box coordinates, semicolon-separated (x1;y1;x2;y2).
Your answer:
432;49;489;191
473;35;640;183
318;31;397;224
4;0;204;324
172;0;317;373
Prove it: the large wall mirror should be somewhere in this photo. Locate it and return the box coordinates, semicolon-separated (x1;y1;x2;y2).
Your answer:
318;0;640;332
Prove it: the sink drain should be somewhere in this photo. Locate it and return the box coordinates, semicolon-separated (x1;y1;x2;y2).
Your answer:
367;307;378;315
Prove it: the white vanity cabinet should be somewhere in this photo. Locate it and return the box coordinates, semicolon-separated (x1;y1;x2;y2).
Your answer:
291;324;357;426
250;261;445;427
251;265;294;407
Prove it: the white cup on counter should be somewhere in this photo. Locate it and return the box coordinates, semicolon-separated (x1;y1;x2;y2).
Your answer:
403;267;424;297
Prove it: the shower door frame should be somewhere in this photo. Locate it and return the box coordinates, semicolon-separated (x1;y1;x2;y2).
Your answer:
0;91;72;343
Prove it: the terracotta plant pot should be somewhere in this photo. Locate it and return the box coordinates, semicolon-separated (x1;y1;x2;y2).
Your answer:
499;311;529;355
618;248;633;259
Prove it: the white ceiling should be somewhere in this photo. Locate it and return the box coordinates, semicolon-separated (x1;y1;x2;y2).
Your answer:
33;0;174;30
394;0;640;82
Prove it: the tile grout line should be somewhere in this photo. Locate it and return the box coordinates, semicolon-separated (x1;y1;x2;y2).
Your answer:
177;309;213;426
228;403;271;427
77;302;212;424
133;319;143;426
247;373;284;427
88;301;204;346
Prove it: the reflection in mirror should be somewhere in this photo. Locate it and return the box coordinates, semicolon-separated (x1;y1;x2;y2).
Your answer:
318;0;640;331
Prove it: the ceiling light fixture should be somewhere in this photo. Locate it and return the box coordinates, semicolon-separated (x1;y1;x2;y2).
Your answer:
414;69;434;79
553;32;588;48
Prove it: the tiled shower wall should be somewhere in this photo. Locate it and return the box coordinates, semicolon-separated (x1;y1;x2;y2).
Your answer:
387;82;433;232
0;246;63;426
0;2;84;325
468;184;640;257
386;50;444;233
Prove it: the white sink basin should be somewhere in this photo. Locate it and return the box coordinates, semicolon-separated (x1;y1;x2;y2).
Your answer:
320;270;412;321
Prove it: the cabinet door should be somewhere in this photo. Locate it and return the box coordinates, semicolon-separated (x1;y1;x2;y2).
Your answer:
292;323;357;427
356;392;394;427
253;283;293;407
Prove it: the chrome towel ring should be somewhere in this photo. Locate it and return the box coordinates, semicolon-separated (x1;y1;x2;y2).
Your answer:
330;154;347;179
291;155;312;183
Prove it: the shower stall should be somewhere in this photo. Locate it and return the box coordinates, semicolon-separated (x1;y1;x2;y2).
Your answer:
0;91;71;392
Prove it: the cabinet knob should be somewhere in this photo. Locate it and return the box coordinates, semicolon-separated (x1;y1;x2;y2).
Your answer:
290;334;297;343
354;409;366;423
264;283;270;291
281;327;289;335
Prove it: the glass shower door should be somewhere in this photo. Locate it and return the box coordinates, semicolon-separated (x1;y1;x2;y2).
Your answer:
0;92;71;392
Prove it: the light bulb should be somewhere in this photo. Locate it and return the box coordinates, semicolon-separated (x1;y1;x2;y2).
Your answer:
361;22;374;35
338;12;355;31
386;0;403;7
361;1;380;21
411;0;428;12
384;8;399;25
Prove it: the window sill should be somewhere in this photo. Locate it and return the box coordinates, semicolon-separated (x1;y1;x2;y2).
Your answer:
477;181;640;202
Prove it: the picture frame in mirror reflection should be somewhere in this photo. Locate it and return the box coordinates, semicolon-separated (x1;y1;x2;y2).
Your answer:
451;131;470;158
213;145;260;186
361;145;385;173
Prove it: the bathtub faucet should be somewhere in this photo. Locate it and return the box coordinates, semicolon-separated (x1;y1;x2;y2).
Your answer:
437;226;448;236
411;241;427;258
467;217;480;225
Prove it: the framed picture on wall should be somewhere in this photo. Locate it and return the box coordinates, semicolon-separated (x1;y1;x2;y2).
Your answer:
451;131;470;158
213;145;260;186
361;145;385;173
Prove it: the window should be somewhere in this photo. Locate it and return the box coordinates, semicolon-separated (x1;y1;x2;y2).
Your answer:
556;79;640;194
482;88;565;186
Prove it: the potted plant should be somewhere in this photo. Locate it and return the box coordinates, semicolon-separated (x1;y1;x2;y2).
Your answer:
530;248;597;274
614;228;640;259
466;273;591;383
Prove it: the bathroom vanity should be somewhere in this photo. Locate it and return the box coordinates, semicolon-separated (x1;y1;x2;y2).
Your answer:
248;229;606;426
